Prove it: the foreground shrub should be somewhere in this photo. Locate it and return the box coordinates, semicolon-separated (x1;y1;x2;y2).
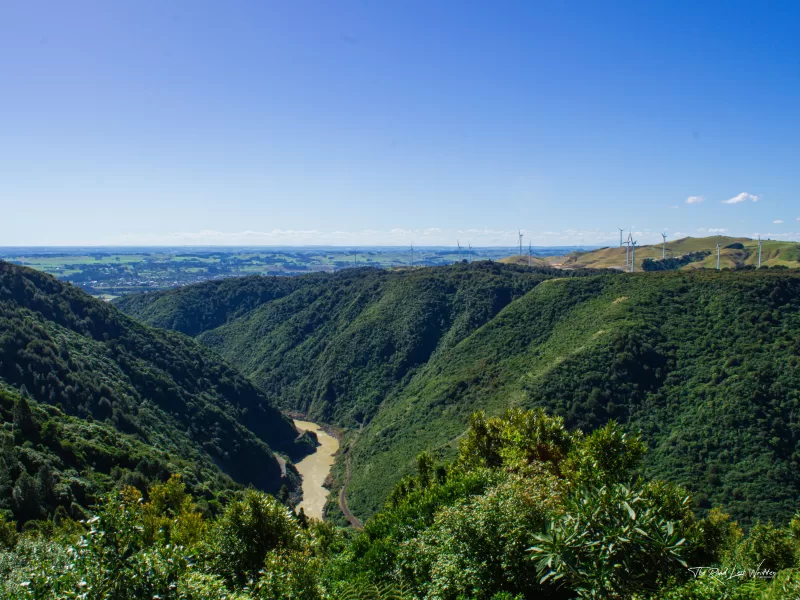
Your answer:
211;488;303;586
397;469;563;599
528;482;691;599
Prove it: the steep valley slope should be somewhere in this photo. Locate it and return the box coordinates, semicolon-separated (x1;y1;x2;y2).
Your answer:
0;261;308;523
117;264;593;426
116;264;800;525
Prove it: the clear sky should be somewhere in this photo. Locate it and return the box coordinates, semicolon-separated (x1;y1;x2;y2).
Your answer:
2;0;799;247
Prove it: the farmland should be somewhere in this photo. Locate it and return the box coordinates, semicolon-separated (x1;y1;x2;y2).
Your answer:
0;245;586;298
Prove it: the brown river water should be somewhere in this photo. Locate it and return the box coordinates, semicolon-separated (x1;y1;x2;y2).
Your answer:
292;419;339;520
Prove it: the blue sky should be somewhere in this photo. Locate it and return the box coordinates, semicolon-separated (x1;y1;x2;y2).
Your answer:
2;0;799;246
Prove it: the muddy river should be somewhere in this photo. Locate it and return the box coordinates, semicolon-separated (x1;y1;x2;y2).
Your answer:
292;419;339;520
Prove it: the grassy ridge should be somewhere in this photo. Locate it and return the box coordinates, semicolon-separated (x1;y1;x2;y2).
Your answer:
561;235;800;270
0;261;307;522
497;255;550;267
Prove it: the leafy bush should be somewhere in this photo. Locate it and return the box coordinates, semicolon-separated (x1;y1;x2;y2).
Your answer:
212;489;303;586
529;483;690;598
1;407;799;599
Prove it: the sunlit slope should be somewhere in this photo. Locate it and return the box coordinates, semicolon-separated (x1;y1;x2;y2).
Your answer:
560;236;799;270
497;255;550;267
193;264;585;425
345;270;800;526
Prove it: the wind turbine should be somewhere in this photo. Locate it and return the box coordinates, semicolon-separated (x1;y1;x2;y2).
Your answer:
528;241;533;267
468;242;472;264
661;232;667;259
457;239;461;262
716;243;721;270
410;242;414;267
758;234;762;267
518;230;524;256
630;239;637;272
618;228;624;247
625;231;632;269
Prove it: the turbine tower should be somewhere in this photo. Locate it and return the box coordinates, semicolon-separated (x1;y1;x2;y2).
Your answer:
518;230;524;256
661;232;667;259
457;239;461;262
757;234;762;267
716;243;721;270
619;228;624;247
630;239;637;272
410;242;414;268
468;242;472;264
528;241;533;267
625;232;632;269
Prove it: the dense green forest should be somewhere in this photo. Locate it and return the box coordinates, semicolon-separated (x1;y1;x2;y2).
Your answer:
116;264;601;426
346;269;800;523
114;274;317;336
118;264;800;527
0;261;310;523
2;408;799;599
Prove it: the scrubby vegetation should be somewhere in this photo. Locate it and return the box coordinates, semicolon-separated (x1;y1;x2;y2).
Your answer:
0;262;308;523
2;409;798;599
641;251;710;271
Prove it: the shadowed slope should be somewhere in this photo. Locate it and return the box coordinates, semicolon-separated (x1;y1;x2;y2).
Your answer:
0;261;305;516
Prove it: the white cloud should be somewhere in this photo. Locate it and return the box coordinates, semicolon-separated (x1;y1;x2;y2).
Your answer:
774;220;784;224
708;228;728;233
686;196;704;204
668;205;680;209
721;192;759;205
751;231;800;242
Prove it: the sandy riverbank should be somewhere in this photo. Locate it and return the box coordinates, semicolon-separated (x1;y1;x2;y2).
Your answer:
292;419;339;520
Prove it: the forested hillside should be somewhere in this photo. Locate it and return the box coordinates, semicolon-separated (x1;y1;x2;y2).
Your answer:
0;261;307;523
114;274;316;336
117;264;800;525
119;263;601;425
346;269;800;523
